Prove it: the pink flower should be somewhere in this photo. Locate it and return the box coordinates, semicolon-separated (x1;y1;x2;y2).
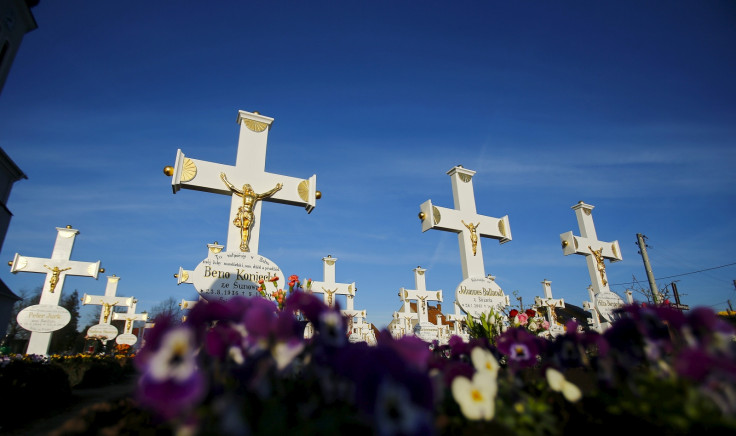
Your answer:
517;313;529;326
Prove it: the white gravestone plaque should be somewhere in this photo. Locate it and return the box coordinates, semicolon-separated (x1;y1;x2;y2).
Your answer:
115;334;138;346
17;305;71;332
594;292;624;323
191;251;284;302
455;276;510;319
87;324;119;342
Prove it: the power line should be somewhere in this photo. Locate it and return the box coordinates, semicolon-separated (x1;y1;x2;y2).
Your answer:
611;262;736;287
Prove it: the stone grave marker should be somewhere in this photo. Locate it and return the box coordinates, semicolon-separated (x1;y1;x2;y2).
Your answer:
164;110;320;304
560;201;624;324
400;266;443;342
82;275;134;343
534;279;565;337
307;255;355;309
9;226;103;355
112;298;148;346
446;301;470;341
419;166;511;318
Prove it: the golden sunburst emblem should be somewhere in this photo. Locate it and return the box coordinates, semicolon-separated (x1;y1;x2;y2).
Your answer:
298;180;310;202
244;119;269;133
432;206;441;225
181;158;197;182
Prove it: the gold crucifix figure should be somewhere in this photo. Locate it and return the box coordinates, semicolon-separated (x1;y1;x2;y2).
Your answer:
323;288;337;306
418;296;428;314
102;302;118;323
589;246;608;286
462;220;480;256
44;265;72;293
220;172;283;252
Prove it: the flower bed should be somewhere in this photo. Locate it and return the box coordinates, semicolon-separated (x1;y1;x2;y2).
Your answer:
3;278;735;435
128;284;736;436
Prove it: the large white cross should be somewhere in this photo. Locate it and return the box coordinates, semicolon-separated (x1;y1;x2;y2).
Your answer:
400;267;442;325
419;166;511;279
534;279;565;334
112;298;148;335
560;201;622;295
306;255;355;308
82;275;134;325
165;110;319;254
9;226;103;355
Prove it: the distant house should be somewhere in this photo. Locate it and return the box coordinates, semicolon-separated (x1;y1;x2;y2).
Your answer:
0;0;38;96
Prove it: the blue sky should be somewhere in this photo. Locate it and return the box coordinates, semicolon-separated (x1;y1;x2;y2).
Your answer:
1;1;734;329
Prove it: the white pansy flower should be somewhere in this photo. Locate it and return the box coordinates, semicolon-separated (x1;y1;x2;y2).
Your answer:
149;327;198;382
546;367;582;403
470;347;500;379
451;372;497;421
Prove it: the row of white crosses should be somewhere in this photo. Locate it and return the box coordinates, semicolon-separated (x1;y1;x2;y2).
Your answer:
9;226;146;355
304;255;378;343
82;274;149;345
417;165;626;337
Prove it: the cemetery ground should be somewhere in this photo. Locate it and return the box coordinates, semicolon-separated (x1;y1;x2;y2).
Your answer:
2;371;137;436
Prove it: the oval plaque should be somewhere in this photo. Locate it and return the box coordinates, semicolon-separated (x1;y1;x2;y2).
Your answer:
413;321;441;343
87;324;119;341
455;276;509;319
595;292;624;322
17;305;71;332
115;333;138;346
191;251;284;302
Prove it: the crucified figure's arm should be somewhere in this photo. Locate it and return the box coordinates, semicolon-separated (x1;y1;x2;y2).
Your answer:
257;183;283;200
220;173;243;195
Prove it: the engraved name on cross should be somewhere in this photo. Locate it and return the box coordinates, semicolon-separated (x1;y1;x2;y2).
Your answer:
307;255;356;308
400;267;442;326
9;226;103;356
164;110;320;254
560;201;623;295
419;166;511;279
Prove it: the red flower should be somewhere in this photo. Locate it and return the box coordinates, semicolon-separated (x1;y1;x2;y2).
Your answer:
269;276;279;282
509;309;519;318
525;309;536;318
288;274;299;282
258;279;264;284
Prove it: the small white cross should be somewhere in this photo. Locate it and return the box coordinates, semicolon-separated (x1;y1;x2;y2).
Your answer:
400;266;442;325
306;255;355;308
82;275;135;325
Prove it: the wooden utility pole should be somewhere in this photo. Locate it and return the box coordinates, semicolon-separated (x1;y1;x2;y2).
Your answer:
636;233;662;303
